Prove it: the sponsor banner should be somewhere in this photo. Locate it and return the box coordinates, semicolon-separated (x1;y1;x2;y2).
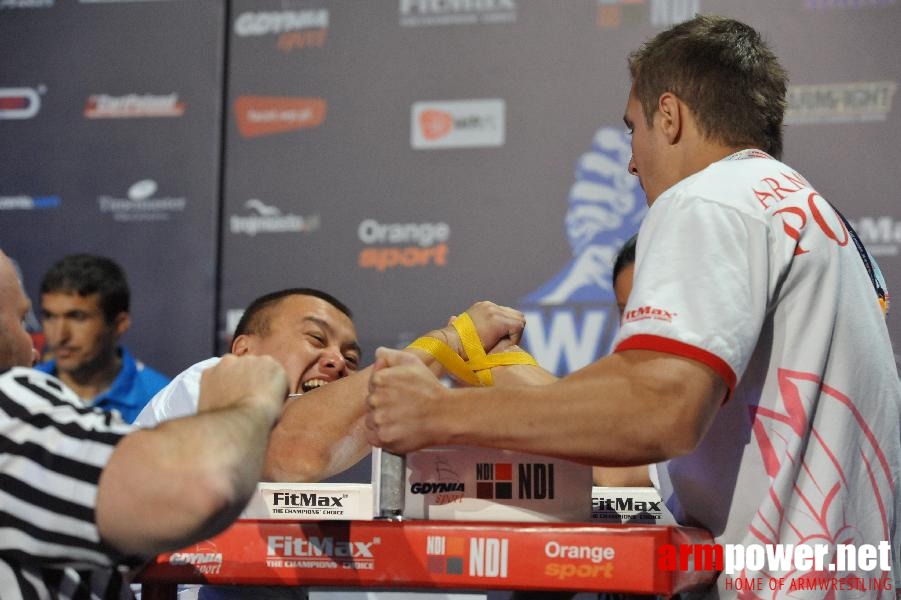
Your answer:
233;8;329;51
0;194;60;210
520;126;646;375
785;81;897;124
850;215;901;256
79;0;185;2
84;93;186;119
234;95;327;138
373;446;592;522
0;87;43;119
399;0;517;27
411;99;504;150
242;483;374;520
596;0;700;29
0;0;52;7
803;0;895;9
139;520;715;594
591;486;675;524
229;198;321;236
97;179;186;222
357;218;450;271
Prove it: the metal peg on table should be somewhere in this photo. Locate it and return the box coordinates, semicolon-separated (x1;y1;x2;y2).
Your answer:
377;450;405;520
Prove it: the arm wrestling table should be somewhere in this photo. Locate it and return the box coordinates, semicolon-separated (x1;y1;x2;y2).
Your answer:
137;451;715;597
136;519;715;598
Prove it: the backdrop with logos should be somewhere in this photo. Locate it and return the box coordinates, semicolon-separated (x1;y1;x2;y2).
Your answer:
2;0;899;480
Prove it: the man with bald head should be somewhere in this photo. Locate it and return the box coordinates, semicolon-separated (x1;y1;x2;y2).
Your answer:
0;249;288;599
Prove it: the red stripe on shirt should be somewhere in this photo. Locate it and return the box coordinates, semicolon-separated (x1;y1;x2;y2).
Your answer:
614;334;737;392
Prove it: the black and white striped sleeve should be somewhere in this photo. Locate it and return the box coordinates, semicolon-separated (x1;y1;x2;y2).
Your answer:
0;367;135;570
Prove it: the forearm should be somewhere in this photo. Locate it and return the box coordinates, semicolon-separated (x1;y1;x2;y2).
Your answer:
263;363;373;481
97;403;276;557
489;361;557;386
263;338;457;482
429;351;724;467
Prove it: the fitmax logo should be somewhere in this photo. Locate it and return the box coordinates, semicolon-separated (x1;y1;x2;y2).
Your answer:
266;536;378;558
271;492;344;507
592;497;661;512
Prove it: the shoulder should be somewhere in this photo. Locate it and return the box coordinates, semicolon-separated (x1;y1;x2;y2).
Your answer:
654;157;791;224
0;367;79;407
133;357;220;426
0;367;134;437
119;347;169;381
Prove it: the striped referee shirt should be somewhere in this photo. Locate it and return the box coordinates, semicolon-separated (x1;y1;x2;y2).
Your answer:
0;367;138;599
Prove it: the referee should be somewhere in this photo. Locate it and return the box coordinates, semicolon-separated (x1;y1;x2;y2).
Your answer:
0;248;288;599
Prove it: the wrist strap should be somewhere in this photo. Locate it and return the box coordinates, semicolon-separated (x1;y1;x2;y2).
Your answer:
408;312;538;386
407;335;481;386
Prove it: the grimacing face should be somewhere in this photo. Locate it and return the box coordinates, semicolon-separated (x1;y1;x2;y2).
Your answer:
234;294;360;395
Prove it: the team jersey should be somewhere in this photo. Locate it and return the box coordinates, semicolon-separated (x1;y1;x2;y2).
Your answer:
134;357;219;428
614;150;901;597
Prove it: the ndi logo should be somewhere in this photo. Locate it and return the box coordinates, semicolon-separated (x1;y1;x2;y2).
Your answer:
519;126;646;375
475;462;555;500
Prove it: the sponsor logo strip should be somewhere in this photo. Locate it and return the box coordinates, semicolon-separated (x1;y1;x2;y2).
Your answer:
142;520;705;593
411;99;505;149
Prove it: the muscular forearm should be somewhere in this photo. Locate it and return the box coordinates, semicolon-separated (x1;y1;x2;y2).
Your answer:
97;402;278;557
263;341;455;483
425;350;725;467
264;366;372;482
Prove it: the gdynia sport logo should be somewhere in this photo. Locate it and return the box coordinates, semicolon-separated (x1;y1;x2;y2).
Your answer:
658;541;894;593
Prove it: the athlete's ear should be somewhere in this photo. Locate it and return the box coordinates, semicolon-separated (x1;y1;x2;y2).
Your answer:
657;92;682;145
231;334;252;356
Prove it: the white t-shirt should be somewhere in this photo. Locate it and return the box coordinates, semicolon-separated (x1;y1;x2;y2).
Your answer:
135;357;219;427
614;150;901;597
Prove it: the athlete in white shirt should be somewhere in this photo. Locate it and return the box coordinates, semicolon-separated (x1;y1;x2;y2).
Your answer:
363;16;901;598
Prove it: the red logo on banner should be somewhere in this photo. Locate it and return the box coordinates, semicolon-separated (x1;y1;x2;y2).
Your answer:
234;96;327;138
419;110;453;140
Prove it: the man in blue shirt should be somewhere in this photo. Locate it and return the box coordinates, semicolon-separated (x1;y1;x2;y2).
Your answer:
35;253;169;422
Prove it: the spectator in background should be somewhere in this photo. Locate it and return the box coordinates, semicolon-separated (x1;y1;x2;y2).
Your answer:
36;253;169;422
0;247;288;599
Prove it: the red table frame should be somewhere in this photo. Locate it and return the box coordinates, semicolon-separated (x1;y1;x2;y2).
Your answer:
137;520;716;598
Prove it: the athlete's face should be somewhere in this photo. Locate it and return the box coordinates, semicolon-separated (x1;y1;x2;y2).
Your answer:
233;294;360;396
624;85;670;205
40;292;126;377
0;252;37;370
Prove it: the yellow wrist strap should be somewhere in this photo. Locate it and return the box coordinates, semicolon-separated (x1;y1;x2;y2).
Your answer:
408;312;538;386
407;336;480;386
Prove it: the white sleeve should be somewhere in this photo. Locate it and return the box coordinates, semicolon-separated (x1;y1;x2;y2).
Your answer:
613;193;771;390
133;357;219;427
